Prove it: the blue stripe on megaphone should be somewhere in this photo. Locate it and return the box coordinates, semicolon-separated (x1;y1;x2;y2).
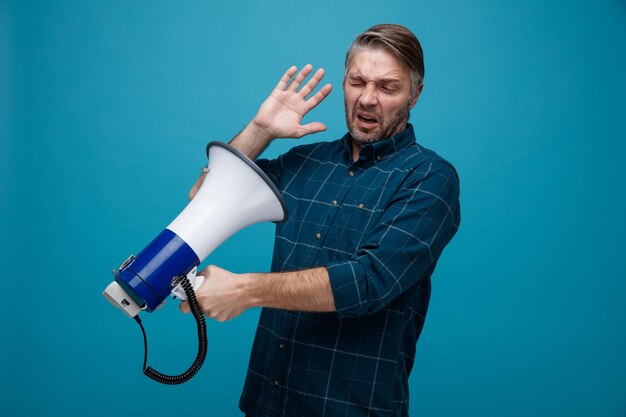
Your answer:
116;229;200;311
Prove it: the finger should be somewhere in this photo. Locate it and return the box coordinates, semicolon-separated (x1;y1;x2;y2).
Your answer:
287;64;313;91
217;308;244;322
274;65;298;90
199;265;213;279
305;83;333;111
298;68;326;98
179;301;190;314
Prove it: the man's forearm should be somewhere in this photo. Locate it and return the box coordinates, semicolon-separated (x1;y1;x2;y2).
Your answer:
244;267;336;313
229;121;275;160
189;121;274;201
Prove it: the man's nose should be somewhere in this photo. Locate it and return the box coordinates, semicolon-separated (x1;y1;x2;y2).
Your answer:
358;84;378;107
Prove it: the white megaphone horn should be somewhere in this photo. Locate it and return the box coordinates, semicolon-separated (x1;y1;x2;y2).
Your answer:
103;141;288;318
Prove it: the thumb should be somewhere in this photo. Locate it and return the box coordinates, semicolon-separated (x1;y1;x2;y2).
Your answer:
179;300;190;314
297;122;327;137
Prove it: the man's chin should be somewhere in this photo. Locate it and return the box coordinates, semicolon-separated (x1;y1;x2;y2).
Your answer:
349;127;383;145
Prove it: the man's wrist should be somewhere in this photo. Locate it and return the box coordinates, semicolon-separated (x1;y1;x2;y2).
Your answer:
228;122;275;160
241;272;264;309
248;119;276;144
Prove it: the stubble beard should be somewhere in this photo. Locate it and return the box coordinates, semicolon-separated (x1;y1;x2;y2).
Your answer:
345;101;411;147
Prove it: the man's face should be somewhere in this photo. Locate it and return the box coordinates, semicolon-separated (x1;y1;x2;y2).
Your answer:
343;48;421;146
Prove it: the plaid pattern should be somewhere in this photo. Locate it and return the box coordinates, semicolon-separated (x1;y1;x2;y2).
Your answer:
240;125;460;417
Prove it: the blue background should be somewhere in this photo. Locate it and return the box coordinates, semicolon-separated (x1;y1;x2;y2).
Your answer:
2;1;625;416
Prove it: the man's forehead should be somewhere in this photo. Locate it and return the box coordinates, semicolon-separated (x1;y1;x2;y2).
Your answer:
345;49;409;81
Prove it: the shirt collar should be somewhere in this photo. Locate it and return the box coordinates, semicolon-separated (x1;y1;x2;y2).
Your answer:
341;123;417;166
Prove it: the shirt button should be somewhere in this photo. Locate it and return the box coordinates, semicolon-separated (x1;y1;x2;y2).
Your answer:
279;343;285;350
376;155;381;161
331;200;337;206
348;170;354;177
358;203;365;209
315;233;321;240
273;380;280;387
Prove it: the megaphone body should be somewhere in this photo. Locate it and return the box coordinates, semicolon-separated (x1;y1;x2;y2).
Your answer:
103;141;287;317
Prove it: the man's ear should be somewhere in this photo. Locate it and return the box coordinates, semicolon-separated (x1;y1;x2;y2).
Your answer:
409;83;424;109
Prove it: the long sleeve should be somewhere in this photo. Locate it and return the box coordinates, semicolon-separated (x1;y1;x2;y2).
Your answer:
326;160;460;318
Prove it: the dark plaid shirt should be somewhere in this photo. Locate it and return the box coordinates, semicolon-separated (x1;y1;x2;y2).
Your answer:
240;125;460;417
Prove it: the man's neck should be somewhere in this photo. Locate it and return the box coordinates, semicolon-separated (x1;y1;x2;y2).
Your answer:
351;143;361;162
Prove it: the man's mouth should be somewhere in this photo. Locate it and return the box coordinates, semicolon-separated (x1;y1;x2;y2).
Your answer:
356;111;379;127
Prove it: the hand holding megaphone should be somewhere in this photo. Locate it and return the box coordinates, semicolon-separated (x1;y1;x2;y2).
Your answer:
178;265;250;322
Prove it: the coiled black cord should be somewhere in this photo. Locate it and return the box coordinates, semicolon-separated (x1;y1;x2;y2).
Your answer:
134;276;207;385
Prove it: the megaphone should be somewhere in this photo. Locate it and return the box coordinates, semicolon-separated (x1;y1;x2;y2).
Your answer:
102;141;287;384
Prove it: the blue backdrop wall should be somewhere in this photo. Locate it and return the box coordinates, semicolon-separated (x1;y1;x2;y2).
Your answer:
1;1;625;416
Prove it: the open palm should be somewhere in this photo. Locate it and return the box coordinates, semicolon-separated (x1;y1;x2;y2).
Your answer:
253;64;333;139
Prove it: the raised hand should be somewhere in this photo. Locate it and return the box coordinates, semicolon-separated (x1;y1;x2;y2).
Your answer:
252;64;333;140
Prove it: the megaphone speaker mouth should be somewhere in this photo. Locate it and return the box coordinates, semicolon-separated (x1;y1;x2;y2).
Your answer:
205;141;288;223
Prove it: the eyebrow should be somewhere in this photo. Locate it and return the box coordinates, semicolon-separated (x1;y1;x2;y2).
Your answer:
348;74;402;85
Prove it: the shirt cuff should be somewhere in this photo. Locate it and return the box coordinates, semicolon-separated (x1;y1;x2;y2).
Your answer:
326;260;368;318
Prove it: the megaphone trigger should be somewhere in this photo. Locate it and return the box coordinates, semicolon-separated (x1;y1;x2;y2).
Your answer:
171;267;205;301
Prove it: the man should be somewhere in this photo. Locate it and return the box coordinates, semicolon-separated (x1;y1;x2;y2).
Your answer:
183;24;460;417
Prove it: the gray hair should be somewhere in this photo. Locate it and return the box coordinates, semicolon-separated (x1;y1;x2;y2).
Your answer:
345;24;425;99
